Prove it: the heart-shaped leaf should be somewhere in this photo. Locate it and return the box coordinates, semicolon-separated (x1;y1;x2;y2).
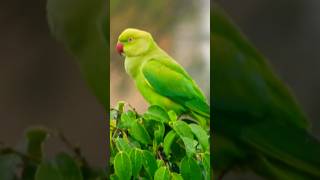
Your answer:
129;148;143;178
189;123;209;151
129;120;152;145
142;150;157;178
114;151;132;180
143;105;170;123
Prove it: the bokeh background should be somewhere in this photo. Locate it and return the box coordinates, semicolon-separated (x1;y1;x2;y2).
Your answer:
110;0;210;112
0;1;106;167
217;0;320;179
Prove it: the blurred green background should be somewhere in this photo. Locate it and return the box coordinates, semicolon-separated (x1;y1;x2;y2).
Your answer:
110;0;210;112
219;0;320;138
218;0;320;179
0;0;106;167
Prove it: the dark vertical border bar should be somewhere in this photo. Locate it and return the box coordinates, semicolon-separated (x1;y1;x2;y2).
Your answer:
106;0;111;177
210;1;214;179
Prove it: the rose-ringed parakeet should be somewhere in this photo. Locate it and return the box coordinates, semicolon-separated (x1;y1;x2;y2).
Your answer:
213;4;320;179
116;28;210;126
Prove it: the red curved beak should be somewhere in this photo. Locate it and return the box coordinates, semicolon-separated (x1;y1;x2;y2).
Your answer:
116;42;124;55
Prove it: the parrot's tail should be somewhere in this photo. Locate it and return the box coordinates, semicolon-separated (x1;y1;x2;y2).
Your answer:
242;121;320;179
254;156;320;180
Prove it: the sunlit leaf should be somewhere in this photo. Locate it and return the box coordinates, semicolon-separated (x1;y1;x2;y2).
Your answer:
129;148;143;178
171;172;184;180
115;138;131;152
189;123;209;151
119;110;136;129
173;121;193;139
163;130;177;157
168;110;177;122
142;150;157;178
154;167;170;180
129;120;152;145
143;105;170;123
114;151;132;180
173;121;196;156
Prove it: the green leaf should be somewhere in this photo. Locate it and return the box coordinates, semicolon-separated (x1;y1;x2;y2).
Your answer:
173;121;193;139
0;154;21;180
143;105;170;123
119;110;136;128
189;123;209;151
154;167;170;180
129;148;143;178
171;172;184;180
154;122;165;145
142;150;158;178
53;153;83;180
24;127;49;161
173;121;196;157
129;120;152;145
143;118;165;145
115;138;131;152
35;161;62;180
110;174;119;180
180;157;202;180
35;153;83;180
168;110;177;122
114;151;132;180
157;159;165;168
181;137;198;157
163;130;177;157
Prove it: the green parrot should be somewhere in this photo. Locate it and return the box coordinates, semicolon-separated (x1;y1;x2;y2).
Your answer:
47;0;108;109
213;4;320;179
116;28;210;126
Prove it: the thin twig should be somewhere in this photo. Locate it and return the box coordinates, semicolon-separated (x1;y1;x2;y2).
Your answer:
128;103;138;115
56;131;88;167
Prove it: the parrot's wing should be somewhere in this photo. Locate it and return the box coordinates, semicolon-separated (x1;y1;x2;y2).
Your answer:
142;59;209;117
242;121;320;177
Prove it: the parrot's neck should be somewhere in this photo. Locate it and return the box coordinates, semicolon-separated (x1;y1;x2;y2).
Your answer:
124;43;160;78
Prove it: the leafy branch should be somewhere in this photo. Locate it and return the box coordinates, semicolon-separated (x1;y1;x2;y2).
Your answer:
110;101;210;180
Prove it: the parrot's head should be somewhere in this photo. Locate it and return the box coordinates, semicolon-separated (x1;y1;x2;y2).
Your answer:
116;28;154;57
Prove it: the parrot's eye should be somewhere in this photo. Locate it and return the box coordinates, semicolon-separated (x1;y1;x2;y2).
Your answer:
128;37;133;42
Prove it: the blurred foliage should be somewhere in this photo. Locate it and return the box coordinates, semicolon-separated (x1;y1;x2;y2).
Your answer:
47;0;108;108
212;3;320;180
110;101;210;180
0;127;107;179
